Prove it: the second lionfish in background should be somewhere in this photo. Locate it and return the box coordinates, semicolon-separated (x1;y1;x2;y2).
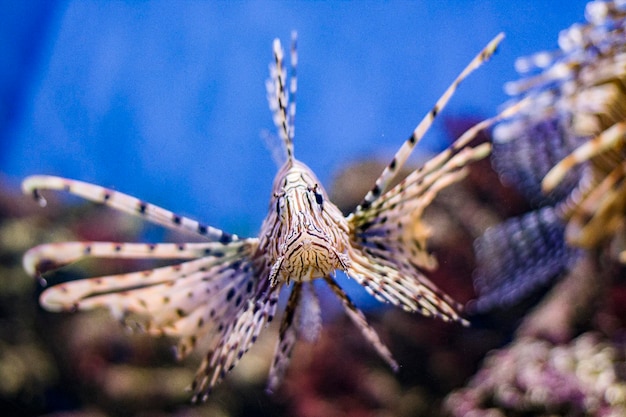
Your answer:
474;0;626;311
22;33;507;401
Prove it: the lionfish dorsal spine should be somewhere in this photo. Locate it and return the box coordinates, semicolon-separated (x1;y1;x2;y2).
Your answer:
267;33;298;163
357;33;505;211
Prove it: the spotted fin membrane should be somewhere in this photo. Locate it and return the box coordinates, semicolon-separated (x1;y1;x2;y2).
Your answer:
24;32;506;400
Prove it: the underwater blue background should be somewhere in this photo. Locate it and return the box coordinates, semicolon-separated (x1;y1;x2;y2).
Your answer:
2;1;588;235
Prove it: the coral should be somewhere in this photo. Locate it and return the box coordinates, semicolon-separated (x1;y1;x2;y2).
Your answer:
445;332;626;417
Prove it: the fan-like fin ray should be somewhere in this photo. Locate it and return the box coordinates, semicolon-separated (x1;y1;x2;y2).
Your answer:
346;247;466;324
22;176;237;243
24;241;250;277
266;33;298;162
191;282;280;402
324;275;398;371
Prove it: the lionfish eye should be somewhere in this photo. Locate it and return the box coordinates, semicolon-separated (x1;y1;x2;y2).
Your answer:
310;184;323;206
275;193;286;219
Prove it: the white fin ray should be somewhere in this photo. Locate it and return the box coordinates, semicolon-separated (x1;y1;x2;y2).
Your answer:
346;247;466;324
24;240;252;277
324;276;399;371
38;240;257;314
23;175;238;243
358;33;504;210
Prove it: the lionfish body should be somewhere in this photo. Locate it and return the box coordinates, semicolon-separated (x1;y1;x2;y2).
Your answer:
473;0;626;311
24;33;504;400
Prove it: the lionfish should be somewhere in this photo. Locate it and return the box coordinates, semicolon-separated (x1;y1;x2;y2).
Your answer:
473;0;626;311
23;32;506;401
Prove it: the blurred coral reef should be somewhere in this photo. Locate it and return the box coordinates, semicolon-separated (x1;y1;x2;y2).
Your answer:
445;333;626;417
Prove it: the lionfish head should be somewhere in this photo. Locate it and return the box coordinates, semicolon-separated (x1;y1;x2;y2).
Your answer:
266;160;351;286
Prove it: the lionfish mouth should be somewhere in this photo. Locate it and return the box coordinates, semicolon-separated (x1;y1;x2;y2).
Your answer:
270;219;351;285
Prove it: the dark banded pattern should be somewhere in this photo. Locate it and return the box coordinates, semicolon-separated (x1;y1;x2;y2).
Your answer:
23;176;238;243
358;33;504;211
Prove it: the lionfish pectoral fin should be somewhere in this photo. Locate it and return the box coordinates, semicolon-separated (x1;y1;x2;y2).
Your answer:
345;247;467;325
543;121;626;193
346;170;468;322
191;283;281;402
342;100;518;324
323;276;398;371
23;241;234;278
38;242;261;347
471;207;581;313
347;111;506;276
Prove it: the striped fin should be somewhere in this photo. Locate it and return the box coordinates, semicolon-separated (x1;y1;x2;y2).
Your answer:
357;142;491;222
32;240;256;315
23;241;246;277
349;138;491;275
472;207;581;312
167;253;261;361
22;175;237;243
266;33;297;162
71;255;255;339
348;100;526;265
191;283;280;402
345;129;498;324
324;275;398;371
357;33;504;211
24;200;271;401
31;237;273;395
266;281;322;393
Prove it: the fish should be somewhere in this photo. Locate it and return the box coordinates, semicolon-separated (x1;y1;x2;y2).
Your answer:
23;31;505;401
473;0;626;312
